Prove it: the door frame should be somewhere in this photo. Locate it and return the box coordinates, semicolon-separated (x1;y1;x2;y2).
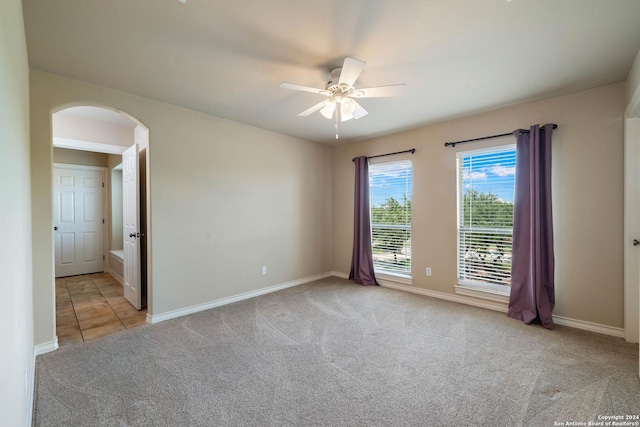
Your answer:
53;163;109;278
623;82;640;381
48;104;152;351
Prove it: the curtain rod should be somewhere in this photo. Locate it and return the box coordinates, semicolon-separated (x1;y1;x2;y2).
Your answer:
444;124;557;148
352;148;415;162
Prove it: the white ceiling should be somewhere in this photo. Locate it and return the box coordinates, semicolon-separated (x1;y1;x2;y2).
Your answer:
22;0;640;145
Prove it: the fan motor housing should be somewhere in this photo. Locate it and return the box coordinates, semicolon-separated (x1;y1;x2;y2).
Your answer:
325;67;343;91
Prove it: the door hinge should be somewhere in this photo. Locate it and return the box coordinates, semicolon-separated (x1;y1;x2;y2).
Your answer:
103;218;105;224
102;182;104;188
103;255;105;260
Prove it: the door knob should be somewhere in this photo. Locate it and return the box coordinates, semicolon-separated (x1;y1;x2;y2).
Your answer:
129;232;144;238
129;233;136;238
634;239;640;246
54;226;58;231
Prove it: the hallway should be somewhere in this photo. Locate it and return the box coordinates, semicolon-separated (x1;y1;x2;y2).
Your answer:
55;272;147;346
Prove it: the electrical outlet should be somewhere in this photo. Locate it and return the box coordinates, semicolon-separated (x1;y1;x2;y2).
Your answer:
426;267;432;276
261;266;267;275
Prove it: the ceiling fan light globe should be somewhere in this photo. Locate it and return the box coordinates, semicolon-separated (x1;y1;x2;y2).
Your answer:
341;100;356;116
320;101;336;119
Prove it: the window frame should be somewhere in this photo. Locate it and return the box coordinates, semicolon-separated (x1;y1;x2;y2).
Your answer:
368;159;413;279
454;144;516;298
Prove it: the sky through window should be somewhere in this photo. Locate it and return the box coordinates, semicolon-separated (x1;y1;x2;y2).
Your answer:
369;161;412;207
461;148;516;203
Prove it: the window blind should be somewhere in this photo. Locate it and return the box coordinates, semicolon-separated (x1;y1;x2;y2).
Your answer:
457;146;516;287
369;160;412;275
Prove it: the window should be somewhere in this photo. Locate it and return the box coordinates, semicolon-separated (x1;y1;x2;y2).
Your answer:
456;146;516;289
369;160;412;276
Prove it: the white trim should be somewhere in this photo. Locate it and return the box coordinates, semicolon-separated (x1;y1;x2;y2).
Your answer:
454;282;510;304
332;271;349;279
147;272;335;324
109;267;124;286
380;281;509;313
456;280;510;295
108;250;124;285
52;163;108;172
34;338;59;356
375;271;413;286
553;315;625;338
329;271;413;286
53;136;128;155
369;279;625;338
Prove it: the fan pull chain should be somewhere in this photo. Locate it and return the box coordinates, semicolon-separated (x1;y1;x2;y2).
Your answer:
335;105;340;139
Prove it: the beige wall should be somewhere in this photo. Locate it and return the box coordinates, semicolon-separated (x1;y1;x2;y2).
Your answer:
0;0;34;425
333;83;625;329
53;112;134;148
30;70;333;345
53;147;109;167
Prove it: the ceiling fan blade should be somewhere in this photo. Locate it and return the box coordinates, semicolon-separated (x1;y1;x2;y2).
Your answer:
351;100;368;119
298;100;329;116
279;82;328;95
338;58;366;87
355;84;406;98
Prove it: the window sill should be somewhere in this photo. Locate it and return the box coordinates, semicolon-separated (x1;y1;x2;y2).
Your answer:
375;271;413;286
454;281;510;304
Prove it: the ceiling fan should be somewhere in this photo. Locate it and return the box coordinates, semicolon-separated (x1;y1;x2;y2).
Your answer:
279;58;406;139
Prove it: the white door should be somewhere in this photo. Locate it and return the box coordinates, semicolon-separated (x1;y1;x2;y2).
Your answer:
54;166;105;278
123;144;142;310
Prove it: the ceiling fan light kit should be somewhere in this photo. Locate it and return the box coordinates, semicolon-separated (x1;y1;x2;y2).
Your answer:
279;57;406;139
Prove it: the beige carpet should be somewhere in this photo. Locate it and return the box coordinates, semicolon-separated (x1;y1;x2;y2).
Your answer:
34;277;640;426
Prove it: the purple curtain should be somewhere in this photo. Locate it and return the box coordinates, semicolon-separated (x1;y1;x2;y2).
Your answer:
508;124;555;329
349;157;378;286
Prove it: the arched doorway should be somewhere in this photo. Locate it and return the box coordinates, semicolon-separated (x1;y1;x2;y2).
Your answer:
51;105;151;345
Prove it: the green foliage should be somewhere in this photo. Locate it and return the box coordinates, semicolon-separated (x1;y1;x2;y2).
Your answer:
371;196;411;263
371;196;411;225
463;189;513;228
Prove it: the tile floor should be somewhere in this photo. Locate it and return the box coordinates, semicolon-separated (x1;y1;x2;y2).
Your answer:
56;272;147;346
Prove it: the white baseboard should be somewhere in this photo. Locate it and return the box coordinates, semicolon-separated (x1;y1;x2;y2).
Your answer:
331;271;349;279
147;272;335;324
34;338;58;356
330;272;625;338
109;267;124;286
28;340;56;424
552;315;624;338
